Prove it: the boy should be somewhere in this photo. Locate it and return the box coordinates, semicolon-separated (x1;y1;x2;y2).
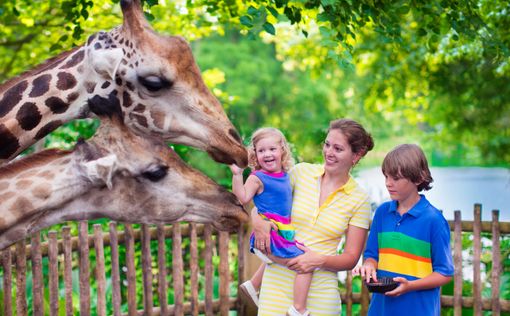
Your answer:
353;144;454;315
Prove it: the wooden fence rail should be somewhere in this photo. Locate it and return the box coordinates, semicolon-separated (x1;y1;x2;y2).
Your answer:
0;222;247;316
0;204;508;315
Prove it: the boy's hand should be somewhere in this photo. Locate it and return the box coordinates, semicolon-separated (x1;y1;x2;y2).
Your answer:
352;261;377;283
229;164;244;175
385;277;409;297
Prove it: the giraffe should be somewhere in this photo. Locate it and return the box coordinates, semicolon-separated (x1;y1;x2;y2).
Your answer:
0;106;248;250
0;0;247;167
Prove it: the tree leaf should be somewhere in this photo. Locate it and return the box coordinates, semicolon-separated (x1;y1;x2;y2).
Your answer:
240;15;253;28
263;22;275;35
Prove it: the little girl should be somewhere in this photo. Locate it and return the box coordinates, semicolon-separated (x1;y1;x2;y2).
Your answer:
230;127;312;316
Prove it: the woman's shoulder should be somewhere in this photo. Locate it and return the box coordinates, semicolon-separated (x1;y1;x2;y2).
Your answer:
290;162;323;174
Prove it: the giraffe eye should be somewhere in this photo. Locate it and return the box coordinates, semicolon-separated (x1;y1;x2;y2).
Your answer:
141;164;168;182
138;75;172;92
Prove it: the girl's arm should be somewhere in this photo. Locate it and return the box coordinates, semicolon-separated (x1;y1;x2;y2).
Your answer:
230;165;262;205
287;225;368;273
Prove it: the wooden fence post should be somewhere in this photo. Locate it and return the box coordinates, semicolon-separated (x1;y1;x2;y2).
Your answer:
204;224;214;316
15;240;28;316
94;224;107;316
219;231;230;316
157;224;169;315
31;233;44;316
62;227;74;316
492;210;501;316
453;210;463;316
141;224;153;314
473;204;482;316
48;231;59;316
109;222;122;316
190;223;199;316
172;223;184;315
79;221;91;316
125;224;137;316
2;248;13;316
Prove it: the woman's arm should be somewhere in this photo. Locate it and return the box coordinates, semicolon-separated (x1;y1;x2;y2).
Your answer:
287;225;368;273
250;207;277;254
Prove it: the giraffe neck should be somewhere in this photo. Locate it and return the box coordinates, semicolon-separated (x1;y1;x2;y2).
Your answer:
0;149;87;235
0;30;124;164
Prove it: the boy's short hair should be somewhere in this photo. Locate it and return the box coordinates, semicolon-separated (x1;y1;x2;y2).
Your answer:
382;144;433;191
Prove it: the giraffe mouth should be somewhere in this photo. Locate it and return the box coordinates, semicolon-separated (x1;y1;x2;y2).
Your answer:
209;146;248;168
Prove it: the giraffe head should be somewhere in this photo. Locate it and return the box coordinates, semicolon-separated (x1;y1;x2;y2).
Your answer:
84;0;248;167
0;111;248;248
72;113;249;232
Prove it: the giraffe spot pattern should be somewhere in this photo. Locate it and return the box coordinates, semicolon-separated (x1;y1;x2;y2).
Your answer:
67;92;80;103
57;72;77;90
10;197;34;214
0;124;20;159
60;50;85;69
101;81;111;89
0;80;28;118
85;82;97;94
0;191;15;203
15;179;33;190
126;81;134;91
0;181;9;191
133;104;145;113
35;120;62;140
150;109;165;130
87;33;97;45
129;112;148;128
45;96;70;114
29;74;51;98
16;102;42;131
36;170;55;179
32;184;52;200
94;42;102;50
122;91;133;108
115;76;122;85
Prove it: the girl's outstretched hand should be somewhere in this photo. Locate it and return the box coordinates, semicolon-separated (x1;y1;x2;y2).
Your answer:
229;164;244;175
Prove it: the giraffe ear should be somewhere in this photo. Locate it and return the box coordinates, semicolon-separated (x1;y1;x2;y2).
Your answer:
89;47;124;80
83;154;118;189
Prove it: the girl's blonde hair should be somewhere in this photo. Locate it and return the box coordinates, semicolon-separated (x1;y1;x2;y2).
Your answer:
248;127;294;172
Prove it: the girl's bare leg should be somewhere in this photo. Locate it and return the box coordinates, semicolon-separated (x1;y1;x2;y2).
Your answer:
293;272;313;313
250;263;265;289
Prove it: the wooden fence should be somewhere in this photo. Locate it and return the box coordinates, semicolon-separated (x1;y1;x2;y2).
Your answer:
0;204;508;315
0;222;248;316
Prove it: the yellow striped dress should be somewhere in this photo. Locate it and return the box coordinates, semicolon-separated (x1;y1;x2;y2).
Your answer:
257;163;371;315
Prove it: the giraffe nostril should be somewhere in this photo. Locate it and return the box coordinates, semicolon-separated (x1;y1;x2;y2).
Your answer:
228;128;242;143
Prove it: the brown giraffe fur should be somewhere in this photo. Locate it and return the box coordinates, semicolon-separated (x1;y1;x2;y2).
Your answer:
0;0;247;167
0;111;248;250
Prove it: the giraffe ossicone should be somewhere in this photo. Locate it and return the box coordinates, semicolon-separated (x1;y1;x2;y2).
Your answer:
0;111;248;250
0;0;247;167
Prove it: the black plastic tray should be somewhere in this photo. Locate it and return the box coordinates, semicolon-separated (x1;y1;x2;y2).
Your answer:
364;277;399;293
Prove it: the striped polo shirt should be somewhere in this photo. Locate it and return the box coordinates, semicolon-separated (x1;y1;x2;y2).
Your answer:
257;163;371;315
364;195;454;316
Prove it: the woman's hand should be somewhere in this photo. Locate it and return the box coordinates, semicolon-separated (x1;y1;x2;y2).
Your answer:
286;244;326;274
251;207;277;254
